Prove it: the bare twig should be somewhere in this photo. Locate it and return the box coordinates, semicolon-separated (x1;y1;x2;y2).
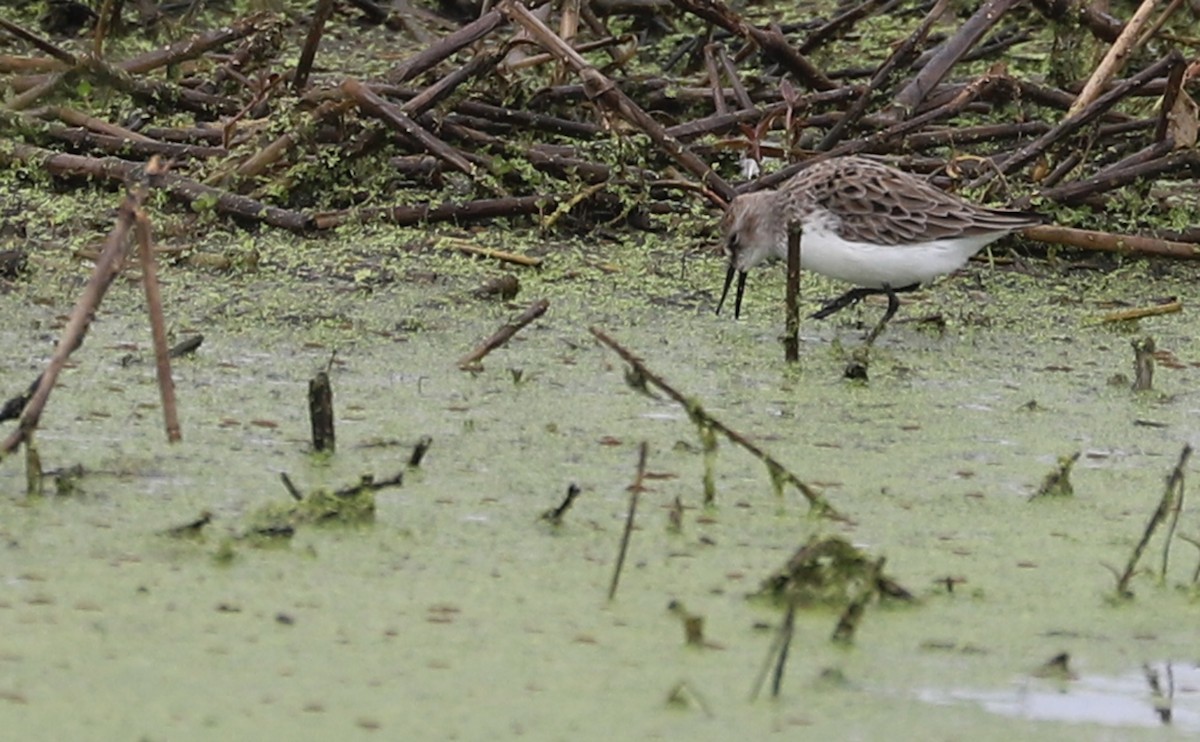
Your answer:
458;299;549;370
0;142;312;231
1097;300;1182;323
1114;445;1192;596
971;51;1182;187
608;441;648;601
133;165;181;444
294;0;336;91
750;602;796;701
408;435;433;467
589;327;842;518
343;78;478;177
540;483;581;525
1;177;145;456
890;0;1019;114
500;0;735;204
1067;0;1161;117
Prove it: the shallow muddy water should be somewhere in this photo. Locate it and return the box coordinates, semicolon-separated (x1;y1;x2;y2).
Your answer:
2;235;1198;740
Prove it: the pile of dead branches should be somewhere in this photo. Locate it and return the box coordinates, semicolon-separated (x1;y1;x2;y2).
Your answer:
1;0;1199;256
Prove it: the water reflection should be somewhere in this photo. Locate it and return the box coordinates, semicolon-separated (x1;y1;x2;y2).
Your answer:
919;662;1200;731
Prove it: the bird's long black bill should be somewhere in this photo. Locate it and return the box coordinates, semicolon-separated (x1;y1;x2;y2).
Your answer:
715;266;749;319
733;270;747;319
716;264;736;316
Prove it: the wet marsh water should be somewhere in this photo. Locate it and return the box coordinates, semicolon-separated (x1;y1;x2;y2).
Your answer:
2;237;1199;740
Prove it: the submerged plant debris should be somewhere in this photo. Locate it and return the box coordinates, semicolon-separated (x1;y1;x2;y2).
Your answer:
757;534;913;608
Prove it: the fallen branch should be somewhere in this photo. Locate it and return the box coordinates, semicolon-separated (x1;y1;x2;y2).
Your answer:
669;0;836;92
0;142;312;231
386;8;507;84
312;195;553;230
1023;224;1200;260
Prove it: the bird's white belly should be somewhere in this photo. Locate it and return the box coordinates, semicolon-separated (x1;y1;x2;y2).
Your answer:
797;228;1002;289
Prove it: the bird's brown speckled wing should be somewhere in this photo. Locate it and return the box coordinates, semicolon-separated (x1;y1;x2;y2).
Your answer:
781;157;1042;246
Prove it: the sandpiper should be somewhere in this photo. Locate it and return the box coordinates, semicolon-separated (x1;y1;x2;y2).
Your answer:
717;156;1042;343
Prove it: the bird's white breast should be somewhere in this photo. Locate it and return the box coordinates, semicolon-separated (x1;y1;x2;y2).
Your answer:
795;221;1004;289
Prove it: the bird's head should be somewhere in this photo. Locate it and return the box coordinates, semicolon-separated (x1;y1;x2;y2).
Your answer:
717;191;782;318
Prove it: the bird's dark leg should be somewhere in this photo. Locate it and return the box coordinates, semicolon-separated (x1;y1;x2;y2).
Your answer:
864;283;905;346
812;283;919;323
810;287;879;320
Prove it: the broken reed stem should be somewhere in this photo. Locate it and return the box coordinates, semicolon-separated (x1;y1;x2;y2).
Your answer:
1183;534;1200;584
889;0;1016;114
822;0;949;149
134;192;181;443
1132;337;1156;392
784;226;801;363
750;601;797;701
168;336;203;358
439;238;542;267
972;51;1181;188
458;298;549;370
294;0;335;91
832;557;884;643
308;370;335;453
408;435;433;467
700;422;718;505
334;470;404;496
541;482;581;525
280;472;304;501
608;441;648;601
770;602;797;698
24;433;42;496
589;327;842;519
93;0;116;56
1160;445;1191;580
1116;444;1192;596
